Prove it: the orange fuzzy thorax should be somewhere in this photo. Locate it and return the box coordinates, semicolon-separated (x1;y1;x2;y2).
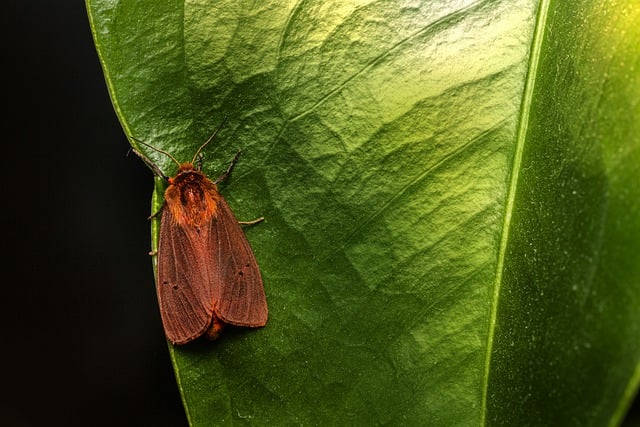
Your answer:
165;163;220;227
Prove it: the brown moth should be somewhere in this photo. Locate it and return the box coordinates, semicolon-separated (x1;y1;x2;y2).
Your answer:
132;123;267;344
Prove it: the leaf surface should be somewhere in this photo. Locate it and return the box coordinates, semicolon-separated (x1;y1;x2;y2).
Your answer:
87;0;640;424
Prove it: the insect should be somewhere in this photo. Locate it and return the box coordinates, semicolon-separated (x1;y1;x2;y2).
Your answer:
131;122;267;344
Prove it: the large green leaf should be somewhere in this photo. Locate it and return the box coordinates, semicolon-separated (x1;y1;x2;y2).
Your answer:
86;0;640;425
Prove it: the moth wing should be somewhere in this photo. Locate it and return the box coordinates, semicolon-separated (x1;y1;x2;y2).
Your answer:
156;206;215;344
208;198;268;327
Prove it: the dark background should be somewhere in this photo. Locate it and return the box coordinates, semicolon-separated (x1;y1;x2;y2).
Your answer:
7;2;639;426
8;2;186;426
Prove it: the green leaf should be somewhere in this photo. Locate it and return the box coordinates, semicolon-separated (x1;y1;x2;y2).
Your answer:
87;0;640;425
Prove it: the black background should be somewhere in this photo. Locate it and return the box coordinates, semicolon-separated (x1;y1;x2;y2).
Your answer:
9;2;186;426
8;2;639;426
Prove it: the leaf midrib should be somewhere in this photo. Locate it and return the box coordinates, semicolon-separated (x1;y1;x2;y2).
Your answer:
480;0;551;424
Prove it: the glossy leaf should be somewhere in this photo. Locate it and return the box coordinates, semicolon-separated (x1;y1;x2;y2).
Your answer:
87;0;639;425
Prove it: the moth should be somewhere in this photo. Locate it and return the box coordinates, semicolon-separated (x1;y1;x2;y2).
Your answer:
132;123;267;344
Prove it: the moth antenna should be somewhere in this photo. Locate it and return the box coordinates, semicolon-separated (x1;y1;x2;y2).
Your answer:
131;136;182;168
194;151;205;171
191;117;229;165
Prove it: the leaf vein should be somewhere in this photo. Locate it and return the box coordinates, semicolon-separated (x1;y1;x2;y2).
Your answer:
340;116;512;249
288;0;490;123
480;0;552;424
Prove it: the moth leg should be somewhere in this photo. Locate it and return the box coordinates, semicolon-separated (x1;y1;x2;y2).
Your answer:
204;314;225;341
147;207;163;220
239;216;264;226
214;149;242;184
